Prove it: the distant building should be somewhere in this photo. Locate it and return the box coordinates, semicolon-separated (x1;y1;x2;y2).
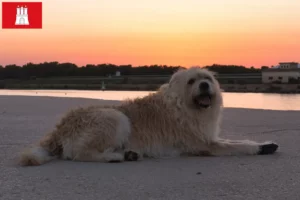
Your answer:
115;71;121;76
278;62;298;69
262;62;300;83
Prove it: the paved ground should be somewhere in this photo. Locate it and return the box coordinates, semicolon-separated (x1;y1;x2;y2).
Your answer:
1;95;300;200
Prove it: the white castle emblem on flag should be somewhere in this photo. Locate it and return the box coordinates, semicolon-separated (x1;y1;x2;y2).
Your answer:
15;6;29;25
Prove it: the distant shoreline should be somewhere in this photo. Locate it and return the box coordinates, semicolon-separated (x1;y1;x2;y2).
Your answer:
221;83;300;94
1;83;300;94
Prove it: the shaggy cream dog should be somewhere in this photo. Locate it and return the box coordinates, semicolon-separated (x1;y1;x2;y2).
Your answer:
19;67;278;166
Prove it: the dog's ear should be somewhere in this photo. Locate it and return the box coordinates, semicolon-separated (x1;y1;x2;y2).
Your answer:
209;70;218;77
169;68;185;84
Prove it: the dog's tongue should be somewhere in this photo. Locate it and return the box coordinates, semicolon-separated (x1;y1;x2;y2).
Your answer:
198;96;211;105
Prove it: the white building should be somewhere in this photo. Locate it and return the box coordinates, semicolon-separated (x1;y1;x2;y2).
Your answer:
115;71;121;76
262;62;300;83
15;6;29;25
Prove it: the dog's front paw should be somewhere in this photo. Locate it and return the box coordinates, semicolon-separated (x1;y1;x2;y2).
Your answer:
124;151;139;161
258;143;279;155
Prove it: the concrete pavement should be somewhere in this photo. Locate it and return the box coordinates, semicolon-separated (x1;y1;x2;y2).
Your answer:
1;96;300;200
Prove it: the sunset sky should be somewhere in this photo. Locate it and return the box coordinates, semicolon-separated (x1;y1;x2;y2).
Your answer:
1;0;300;68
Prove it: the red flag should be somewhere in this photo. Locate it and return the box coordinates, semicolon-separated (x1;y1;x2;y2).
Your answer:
2;2;42;29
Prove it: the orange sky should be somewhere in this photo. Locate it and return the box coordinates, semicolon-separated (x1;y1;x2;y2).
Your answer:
1;0;300;68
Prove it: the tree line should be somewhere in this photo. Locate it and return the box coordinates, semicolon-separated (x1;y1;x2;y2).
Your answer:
0;62;265;79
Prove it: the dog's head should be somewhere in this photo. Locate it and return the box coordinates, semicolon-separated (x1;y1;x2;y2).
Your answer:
165;67;223;110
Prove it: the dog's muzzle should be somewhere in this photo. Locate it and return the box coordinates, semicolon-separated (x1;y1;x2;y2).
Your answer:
193;82;213;108
193;93;212;108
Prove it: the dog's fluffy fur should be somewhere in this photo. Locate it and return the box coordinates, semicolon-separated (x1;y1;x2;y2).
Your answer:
19;67;278;166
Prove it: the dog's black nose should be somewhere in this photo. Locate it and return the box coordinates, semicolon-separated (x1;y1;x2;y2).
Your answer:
199;82;209;91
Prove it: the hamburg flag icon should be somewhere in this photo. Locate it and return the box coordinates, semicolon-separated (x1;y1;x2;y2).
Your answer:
2;2;42;29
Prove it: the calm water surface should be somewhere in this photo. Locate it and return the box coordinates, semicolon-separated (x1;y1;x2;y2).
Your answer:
0;89;300;111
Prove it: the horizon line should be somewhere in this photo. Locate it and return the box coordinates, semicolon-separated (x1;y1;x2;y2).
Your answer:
0;61;290;69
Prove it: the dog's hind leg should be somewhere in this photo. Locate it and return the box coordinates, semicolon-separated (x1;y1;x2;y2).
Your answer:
207;139;278;156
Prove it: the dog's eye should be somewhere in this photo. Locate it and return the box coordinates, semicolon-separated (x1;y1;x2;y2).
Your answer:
205;76;212;81
187;78;195;85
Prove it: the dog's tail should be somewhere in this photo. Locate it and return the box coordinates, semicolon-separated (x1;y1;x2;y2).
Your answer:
19;130;62;166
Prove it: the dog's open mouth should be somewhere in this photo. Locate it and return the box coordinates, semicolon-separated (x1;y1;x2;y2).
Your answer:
194;94;212;108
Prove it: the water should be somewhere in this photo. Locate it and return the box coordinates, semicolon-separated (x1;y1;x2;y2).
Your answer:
0;89;300;111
